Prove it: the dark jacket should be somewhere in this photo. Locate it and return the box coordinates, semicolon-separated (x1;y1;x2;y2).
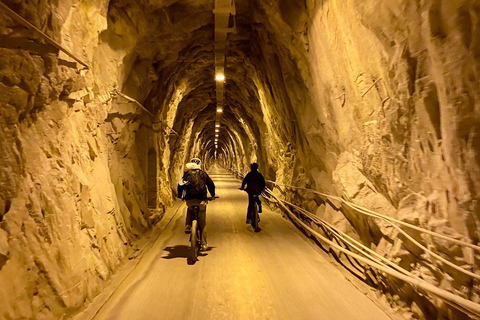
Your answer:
241;170;266;195
177;169;215;200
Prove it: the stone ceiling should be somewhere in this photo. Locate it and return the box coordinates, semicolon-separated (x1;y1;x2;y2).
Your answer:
99;0;312;176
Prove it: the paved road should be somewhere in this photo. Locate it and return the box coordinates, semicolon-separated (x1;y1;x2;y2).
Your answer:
91;167;394;320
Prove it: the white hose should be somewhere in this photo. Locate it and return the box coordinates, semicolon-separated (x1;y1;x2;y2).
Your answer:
265;179;480;252
269;191;480;316
230;168;480;316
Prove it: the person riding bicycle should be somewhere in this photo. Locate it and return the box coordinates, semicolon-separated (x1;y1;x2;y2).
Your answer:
240;162;266;224
177;158;215;251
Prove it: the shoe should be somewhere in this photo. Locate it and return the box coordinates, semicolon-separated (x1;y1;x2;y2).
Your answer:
201;243;209;251
258;205;262;213
185;225;191;234
246;219;251;224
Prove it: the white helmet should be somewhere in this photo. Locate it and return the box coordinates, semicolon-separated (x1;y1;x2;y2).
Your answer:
185;162;200;170
191;158;201;166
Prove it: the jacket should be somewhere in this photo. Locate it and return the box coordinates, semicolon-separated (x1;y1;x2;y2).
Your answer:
177;169;215;200
241;170;266;195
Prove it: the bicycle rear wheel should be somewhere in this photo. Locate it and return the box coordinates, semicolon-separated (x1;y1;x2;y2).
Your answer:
190;220;198;261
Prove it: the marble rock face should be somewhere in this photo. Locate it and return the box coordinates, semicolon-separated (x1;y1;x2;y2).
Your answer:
0;0;480;319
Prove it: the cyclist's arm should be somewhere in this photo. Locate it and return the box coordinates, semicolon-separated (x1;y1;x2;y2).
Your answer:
260;174;266;191
205;173;215;197
177;183;184;199
241;173;249;190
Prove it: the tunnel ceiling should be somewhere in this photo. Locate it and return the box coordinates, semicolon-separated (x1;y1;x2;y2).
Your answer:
101;0;307;171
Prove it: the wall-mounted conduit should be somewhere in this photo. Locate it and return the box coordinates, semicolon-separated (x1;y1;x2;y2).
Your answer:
111;90;183;140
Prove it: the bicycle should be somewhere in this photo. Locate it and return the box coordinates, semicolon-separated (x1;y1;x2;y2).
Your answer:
189;196;218;263
239;188;260;232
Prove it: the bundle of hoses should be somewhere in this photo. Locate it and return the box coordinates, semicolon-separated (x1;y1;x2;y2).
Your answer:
228;168;480;317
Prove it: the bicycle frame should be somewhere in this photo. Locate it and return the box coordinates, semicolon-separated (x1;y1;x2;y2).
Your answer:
240;189;260;232
251;195;260;232
187;196;217;263
189;206;202;263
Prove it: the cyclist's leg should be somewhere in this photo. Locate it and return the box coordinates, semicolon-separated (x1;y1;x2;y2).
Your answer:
185;201;194;233
255;195;262;213
197;200;207;247
247;193;255;221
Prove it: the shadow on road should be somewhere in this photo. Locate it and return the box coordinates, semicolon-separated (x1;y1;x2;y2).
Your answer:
162;245;191;260
162;245;216;265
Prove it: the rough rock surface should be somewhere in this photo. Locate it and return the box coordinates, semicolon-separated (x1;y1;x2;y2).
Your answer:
1;0;480;319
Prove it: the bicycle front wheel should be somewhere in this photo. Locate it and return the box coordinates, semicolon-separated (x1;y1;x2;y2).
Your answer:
191;220;198;261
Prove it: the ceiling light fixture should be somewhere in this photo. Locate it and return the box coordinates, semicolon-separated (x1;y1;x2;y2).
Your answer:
216;108;223;113
215;124;220;127
215;129;219;132
215;74;225;81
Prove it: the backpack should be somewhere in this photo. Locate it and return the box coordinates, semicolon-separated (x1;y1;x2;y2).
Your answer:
185;169;206;195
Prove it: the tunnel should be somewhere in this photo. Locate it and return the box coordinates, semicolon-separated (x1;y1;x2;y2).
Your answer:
1;0;480;319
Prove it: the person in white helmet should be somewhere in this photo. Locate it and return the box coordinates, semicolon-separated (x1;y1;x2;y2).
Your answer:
177;157;215;250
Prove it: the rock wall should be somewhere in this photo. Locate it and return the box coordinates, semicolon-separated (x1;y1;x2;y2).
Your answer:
0;1;173;318
242;0;480;318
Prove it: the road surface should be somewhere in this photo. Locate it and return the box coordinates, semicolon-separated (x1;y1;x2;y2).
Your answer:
87;167;396;320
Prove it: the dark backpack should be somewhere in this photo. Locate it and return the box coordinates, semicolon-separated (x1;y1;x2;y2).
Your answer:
185;169;206;195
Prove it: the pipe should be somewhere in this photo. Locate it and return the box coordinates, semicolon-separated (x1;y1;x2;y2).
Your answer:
276;195;419;280
113;90;182;139
342;201;480;280
269;191;480;317
264;179;480;276
264;179;480;252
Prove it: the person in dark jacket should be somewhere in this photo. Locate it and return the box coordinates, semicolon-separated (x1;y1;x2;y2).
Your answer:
240;162;266;224
177;158;215;250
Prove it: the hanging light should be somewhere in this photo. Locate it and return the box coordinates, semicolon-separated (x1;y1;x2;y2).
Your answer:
216;108;223;113
215;129;219;132
215;74;225;81
215;124;220;127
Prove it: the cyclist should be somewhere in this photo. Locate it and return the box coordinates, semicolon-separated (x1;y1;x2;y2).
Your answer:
177;158;215;251
240;162;266;224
